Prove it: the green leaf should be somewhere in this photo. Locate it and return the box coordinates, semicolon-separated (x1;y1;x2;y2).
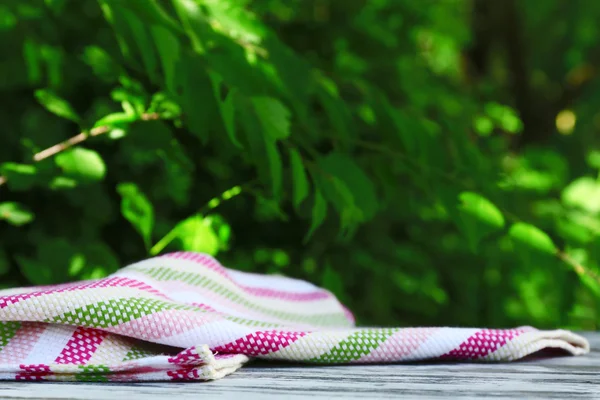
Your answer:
210;72;241;147
23;39;42;84
120;0;183;35
151;24;180;94
172;0;210;53
509;222;556;255
117;183;154;249
289;148;309;209
16;256;53;285
316;75;354;139
0;202;34;226
0;163;39;191
35;89;80;123
122;9;159;83
457;191;505;251
78;243;120;280
321;262;346;302
562;177;600;214
152;215;220;256
473;116;494;136
252;97;291;141
586;150;600;169
264;137;283;198
55;147;106;182
176;55;216;143
93;112;137;129
318;152;378;220
16;238;75;285
304;190;327;242
81;45;121;82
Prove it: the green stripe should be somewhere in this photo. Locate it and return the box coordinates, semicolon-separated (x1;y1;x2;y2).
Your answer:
310;329;398;363
123;345;159;362
76;365;110;382
226;316;283;328
0;321;20;351
131;265;350;327
49;297;200;328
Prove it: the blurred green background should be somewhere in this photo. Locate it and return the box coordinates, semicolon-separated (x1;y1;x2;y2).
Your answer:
2;0;600;330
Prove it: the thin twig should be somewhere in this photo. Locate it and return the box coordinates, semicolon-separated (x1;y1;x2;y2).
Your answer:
557;250;600;284
0;113;159;187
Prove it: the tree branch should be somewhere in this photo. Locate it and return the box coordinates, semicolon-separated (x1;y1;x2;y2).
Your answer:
0;113;159;188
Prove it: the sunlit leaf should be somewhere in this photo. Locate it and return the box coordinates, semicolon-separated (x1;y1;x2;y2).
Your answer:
174;215;219;255
509;222;556;255
35;89;80;123
93;112;137;129
55;147;106;182
562;177;600;214
473;116;493;136
0;163;39;191
117;183;154;249
0;202;34;226
457;191;505;251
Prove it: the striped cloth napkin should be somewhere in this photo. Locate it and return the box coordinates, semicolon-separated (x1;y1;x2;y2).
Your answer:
0;252;589;381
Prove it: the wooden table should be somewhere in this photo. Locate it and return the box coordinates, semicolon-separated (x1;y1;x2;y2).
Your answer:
1;332;599;399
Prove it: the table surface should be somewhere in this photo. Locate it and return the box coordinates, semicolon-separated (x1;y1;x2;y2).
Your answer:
1;332;599;400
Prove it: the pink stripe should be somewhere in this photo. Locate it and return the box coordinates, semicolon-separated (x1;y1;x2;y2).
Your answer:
106;309;219;341
0;277;170;309
0;323;46;363
355;328;439;363
54;327;109;365
162;252;332;301
144;278;293;323
15;364;53;381
168;346;210;366
213;330;306;356
440;328;526;360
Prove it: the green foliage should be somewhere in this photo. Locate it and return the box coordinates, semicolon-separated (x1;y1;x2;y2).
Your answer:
34;89;80;123
2;0;600;330
55;148;106;182
117;183;154;250
457;192;505;251
0;203;34;226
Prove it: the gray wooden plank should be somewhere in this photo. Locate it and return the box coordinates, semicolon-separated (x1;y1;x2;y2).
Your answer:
1;332;599;399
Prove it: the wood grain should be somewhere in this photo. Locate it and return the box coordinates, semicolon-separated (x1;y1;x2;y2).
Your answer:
1;332;599;399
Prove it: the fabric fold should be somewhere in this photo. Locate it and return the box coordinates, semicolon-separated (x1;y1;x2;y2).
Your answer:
0;252;589;381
